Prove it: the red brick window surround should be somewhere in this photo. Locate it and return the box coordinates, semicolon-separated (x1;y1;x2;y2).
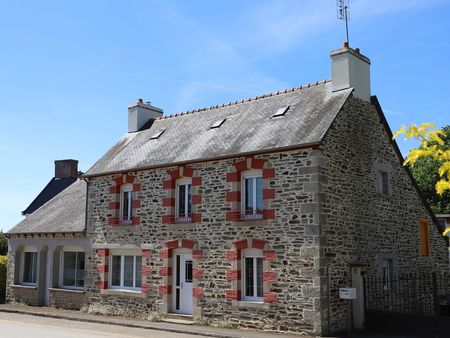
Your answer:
162;167;202;224
226;157;276;222
225;239;277;304
108;174;141;226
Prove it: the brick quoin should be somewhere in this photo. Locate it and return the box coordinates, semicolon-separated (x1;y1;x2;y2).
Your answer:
225;290;241;301
97;249;110;257
141;266;151;276
263;271;276;282
252;239;267;249
131;216;140;225
263;292;277;303
159;248;172;259
125;175;135;184
166;239;179;249
191;213;202;223
193;287;203;298
192;177;202;186
181;239;195;249
263;250;276;262
262;168;276;179
233;239;248;250
251;158;266;169
191;195;202;205
234;160;248;172
226;191;241;202
142;249;151;258
96;281;108;290
262;189;275;200
159;266;172;276
109;186;119;194
108;202;119;210
108;217;119;226
159;285;172;295
263;209;275;220
192;250;203;260
161;215;173;224
192;268;203;280
169;168;181;180
141;284;151;294
226;269;241;281
113;176;123;186
163;180;174;190
226;172;240;182
132;200;141;208
226;250;240;260
97;264;109;273
132;183;141;192
183;167;194;177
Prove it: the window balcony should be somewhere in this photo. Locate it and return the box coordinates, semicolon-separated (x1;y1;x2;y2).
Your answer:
227;210;264;221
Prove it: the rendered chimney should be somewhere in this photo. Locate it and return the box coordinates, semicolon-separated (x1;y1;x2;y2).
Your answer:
54;159;78;179
330;43;371;102
128;98;164;133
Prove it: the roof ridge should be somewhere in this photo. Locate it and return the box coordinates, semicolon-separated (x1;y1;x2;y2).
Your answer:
156;79;331;120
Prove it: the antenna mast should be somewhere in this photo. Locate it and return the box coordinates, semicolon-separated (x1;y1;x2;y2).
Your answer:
337;0;350;46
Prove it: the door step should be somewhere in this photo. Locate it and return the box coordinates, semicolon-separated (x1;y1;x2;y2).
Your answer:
162;313;194;325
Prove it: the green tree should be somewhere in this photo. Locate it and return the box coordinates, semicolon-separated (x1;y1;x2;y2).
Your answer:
0;231;7;256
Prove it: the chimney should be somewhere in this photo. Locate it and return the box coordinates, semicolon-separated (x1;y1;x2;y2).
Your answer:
55;159;78;179
330;43;371;102
128;98;164;133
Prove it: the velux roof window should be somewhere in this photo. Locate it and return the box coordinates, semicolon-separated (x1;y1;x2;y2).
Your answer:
150;130;165;139
211;118;226;129
272;106;290;118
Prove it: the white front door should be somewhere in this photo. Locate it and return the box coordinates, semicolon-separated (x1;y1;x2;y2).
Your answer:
173;252;193;314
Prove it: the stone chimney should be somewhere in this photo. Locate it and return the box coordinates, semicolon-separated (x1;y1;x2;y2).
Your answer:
330;42;371;102
128;98;164;133
55;159;78;179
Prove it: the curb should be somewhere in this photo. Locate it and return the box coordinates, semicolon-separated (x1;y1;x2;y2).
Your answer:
0;308;243;338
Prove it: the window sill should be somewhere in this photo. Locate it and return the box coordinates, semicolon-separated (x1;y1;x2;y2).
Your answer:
377;192;393;199
232;300;270;310
100;289;145;298
12;284;37;290
49;287;85;294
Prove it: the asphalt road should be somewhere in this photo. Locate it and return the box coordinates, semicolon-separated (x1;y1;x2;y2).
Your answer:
0;312;205;338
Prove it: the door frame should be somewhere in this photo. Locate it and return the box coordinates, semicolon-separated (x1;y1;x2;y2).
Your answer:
172;248;193;315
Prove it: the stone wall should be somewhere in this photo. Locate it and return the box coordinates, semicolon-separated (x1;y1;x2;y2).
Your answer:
49;288;87;310
320;95;449;334
86;149;324;335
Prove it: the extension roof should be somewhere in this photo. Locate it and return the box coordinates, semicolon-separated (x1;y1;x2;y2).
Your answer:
22;177;77;215
85;80;352;177
9;179;86;234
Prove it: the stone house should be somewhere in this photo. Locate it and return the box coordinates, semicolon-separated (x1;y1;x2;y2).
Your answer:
7;44;449;336
7;161;90;309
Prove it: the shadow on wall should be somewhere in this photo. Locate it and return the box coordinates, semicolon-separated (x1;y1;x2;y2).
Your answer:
0;255;6;303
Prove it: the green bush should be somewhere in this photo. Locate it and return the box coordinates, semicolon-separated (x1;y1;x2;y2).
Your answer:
0;255;7;304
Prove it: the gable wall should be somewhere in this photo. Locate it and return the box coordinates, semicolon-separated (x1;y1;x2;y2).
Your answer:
86;148;324;335
320;95;449;333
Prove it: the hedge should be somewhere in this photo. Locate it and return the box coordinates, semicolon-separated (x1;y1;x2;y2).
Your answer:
0;255;7;303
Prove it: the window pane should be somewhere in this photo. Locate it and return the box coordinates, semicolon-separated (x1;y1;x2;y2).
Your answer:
178;185;186;217
76;252;85;288
23;252;37;284
245;257;254;297
124;256;134;287
122;191;131;220
245;178;254;211
187;184;192;216
256;177;263;211
135;256;142;288
63;252;76;287
185;260;192;283
111;256;121;286
381;172;389;195
256;258;263;297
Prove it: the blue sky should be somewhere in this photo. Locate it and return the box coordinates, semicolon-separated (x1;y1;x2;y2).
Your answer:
1;0;449;232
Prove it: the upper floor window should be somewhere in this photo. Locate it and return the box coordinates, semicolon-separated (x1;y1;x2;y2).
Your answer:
374;162;393;197
62;250;85;289
120;184;133;222
22;249;38;285
241;170;263;219
242;249;263;302
176;178;192;222
110;254;142;291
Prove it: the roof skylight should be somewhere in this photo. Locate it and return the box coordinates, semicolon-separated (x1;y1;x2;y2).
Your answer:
272;106;290;118
150;130;165;139
211;118;226;129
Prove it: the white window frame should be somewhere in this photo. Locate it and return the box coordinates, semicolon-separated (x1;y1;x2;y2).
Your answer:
60;247;85;290
241;248;264;302
241;170;263;219
120;184;133;222
109;254;142;291
21;246;38;286
175;177;192;222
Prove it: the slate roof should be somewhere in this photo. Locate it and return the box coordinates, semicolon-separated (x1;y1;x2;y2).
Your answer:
22;177;77;215
9;179;86;234
85;80;353;176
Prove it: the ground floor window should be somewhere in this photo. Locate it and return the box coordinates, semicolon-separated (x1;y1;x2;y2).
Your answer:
23;251;37;285
110;255;142;290
242;249;263;301
62;251;85;289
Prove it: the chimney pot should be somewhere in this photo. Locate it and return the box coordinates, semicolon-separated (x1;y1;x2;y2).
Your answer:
54;159;78;179
137;98;143;104
128;99;164;133
343;41;349;48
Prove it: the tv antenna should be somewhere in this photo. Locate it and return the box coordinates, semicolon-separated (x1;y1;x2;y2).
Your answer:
337;0;350;46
